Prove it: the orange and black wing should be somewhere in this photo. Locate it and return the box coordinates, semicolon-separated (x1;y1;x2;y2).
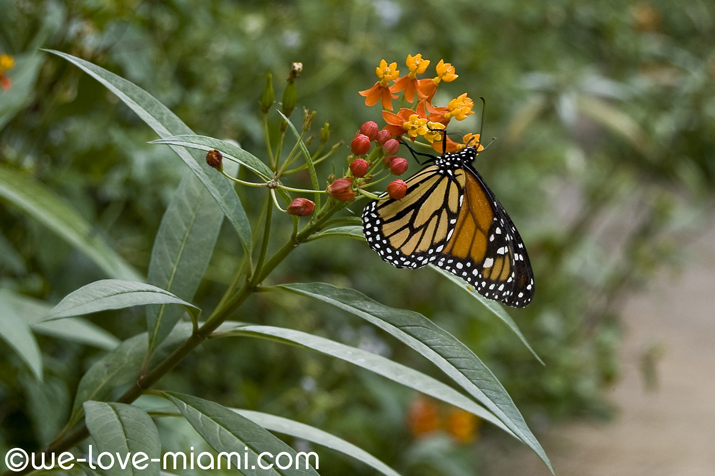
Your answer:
434;165;534;307
362;165;466;269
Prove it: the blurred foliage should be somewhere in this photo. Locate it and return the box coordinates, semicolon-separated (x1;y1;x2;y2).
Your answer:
1;0;714;474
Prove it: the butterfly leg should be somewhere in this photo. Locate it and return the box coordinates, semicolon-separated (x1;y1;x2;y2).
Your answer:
399;139;437;165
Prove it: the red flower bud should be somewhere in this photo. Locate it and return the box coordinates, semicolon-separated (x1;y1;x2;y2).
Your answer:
350;158;369;178
376;129;392;145
206;149;223;170
360;121;379;141
387;179;407;200
382;138;400;155
389;157;408;175
351;134;371;155
383;154;396;167
286;198;315;216
328;177;356;201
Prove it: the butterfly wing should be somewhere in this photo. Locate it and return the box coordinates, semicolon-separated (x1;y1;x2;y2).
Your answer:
362;165;466;269
435;165;534;307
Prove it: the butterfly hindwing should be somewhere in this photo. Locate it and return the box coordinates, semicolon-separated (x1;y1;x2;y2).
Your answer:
435;164;534;307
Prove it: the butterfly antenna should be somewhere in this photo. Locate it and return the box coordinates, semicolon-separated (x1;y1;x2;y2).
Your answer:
477;97;486;150
481;137;497;151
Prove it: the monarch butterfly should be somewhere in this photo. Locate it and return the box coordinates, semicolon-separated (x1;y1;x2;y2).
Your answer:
361;141;534;308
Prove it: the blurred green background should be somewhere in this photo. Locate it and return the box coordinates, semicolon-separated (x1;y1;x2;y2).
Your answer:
1;0;714;475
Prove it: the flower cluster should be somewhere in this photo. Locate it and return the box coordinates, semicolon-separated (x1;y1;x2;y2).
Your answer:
360;54;486;154
325;55;487;204
0;54;14;91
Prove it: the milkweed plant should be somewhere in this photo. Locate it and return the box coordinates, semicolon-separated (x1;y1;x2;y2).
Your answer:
1;51;553;475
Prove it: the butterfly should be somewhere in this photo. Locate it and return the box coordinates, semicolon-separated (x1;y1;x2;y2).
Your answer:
361;142;534;307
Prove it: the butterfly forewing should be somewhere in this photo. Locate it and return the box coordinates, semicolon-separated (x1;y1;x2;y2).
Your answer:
362;146;534;307
362;165;465;269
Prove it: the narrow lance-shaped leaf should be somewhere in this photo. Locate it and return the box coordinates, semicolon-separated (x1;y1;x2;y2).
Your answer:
429;265;543;365
84;402;161;476
165;392;320;476
44;279;199;325
0;165;141;281
217;323;511;435
273;282;552;474
233;409;401;476
147;172;223;351
46;50;252;253
1;289;119;350
0;299;43;380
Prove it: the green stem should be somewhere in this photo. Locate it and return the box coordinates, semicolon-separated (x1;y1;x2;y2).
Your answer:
250;194;274;288
221;170;268;188
263;114;274;165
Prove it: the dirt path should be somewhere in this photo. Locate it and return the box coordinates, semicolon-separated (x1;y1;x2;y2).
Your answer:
481;226;715;476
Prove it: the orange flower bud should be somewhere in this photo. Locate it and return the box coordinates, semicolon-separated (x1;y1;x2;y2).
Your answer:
286;198;315;216
383;154;396;167
387;179;407;200
349;158;369;178
376;129;392;145
328;177;356;201
360;121;379;141
382;138;400;155
389;157;408;175
351;134;371;155
206;149;223;171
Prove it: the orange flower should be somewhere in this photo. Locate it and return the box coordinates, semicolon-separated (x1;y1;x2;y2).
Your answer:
416;59;458;102
422;122;446;144
446;408;480;444
382;108;418;137
446;93;474;121
390;54;430;103
435;59;458;82
0;54;14;91
359;59;400;110
407;396;441;438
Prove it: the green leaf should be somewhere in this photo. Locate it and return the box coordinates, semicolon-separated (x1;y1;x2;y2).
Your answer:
233;409;400;476
152;136;274;180
46;50;252;253
278;111;321;209
273;282;552;473
84;402;161;476
0;298;43;380
165;392;320;476
0;53;43;130
307;225;365;241
0;165;142;281
0;288;119;350
69;324;193;427
217;323;510;435
45;279;200;324
147;172;223;351
429;265;544;365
